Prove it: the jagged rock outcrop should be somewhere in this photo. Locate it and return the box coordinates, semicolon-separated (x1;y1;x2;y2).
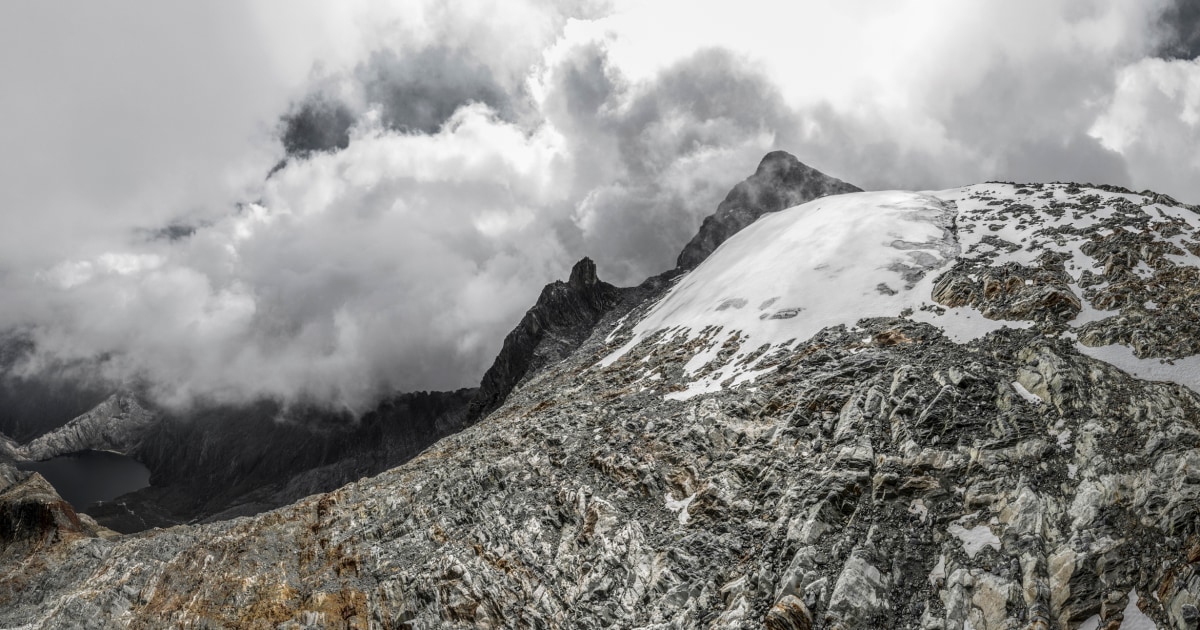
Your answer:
467;256;620;421
675;150;861;270
0;465;110;554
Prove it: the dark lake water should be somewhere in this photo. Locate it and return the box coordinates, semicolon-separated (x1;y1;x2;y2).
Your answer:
17;450;150;510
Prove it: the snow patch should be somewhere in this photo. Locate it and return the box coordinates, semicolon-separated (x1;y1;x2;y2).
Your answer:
1057;428;1073;451
664;492;696;525
928;554;946;588
1076;342;1200;396
909;305;1029;342
909;498;929;523
1078;590;1157;630
947;520;1001;559
1011;381;1043;405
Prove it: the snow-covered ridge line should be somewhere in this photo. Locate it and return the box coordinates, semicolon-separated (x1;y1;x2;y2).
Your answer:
601;182;1200;399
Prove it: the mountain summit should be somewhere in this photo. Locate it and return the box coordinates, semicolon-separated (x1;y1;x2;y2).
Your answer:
4;159;1200;629
676;150;861;270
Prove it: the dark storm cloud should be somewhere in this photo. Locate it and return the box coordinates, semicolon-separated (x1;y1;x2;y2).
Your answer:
939;54;1133;188
280;96;357;157
275;45;522;169
358;47;516;133
542;46;804;280
994;135;1132;188
1156;0;1200;60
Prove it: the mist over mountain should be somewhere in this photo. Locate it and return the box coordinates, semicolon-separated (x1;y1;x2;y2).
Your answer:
0;1;1197;413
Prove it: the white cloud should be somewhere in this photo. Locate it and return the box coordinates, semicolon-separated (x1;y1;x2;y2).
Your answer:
1091;57;1200;199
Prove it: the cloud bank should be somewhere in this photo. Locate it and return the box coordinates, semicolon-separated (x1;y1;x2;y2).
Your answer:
0;0;1197;411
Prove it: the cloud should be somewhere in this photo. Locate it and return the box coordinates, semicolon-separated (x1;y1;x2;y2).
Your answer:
1155;0;1200;60
1091;57;1200;201
1;0;1197;412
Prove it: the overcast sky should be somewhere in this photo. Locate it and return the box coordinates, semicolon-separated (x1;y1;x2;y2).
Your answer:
0;0;1197;410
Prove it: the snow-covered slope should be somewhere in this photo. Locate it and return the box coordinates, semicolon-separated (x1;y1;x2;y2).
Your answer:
603;191;962;397
603;183;1200;399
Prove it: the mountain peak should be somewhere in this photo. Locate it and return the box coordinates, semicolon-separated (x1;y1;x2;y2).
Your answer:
8;180;1200;629
675;151;861;270
467;257;620;421
755;149;803;172
567;256;599;288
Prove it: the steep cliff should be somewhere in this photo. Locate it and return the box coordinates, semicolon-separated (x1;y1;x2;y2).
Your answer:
17;393;156;462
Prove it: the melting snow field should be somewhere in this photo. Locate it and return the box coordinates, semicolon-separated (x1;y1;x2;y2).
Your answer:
602;191;961;395
947;518;1001;559
602;183;1200;402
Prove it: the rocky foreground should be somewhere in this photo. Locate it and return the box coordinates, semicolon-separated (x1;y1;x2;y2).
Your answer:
3;175;1200;628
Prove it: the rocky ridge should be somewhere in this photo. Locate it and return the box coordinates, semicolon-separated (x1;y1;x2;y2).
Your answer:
5;254;629;531
468;257;621;422
3;163;1200;628
16;393;155;462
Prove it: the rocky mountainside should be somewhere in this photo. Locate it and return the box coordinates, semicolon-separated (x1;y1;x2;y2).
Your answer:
1;151;836;533
85;389;476;533
5;161;1200;628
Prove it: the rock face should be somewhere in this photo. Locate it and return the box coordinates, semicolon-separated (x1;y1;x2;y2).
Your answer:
0;465;110;554
6;174;1200;628
675;150;861;270
468;257;621;421
16;393;155;462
